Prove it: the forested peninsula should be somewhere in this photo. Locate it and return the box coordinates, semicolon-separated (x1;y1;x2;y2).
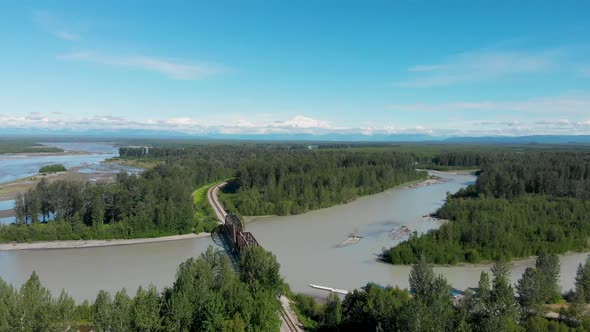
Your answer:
0;145;426;243
384;151;590;265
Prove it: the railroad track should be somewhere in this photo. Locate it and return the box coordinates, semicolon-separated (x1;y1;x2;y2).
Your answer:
280;306;300;332
207;183;302;332
207;182;227;223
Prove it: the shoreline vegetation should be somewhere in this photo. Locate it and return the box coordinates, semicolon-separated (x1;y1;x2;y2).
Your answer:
39;164;67;174
0;140;63;154
0;245;286;331
384;151;590;265
101;156;162;170
0;144;490;243
1;145;430;245
244;175;444;222
0;174;437;249
0;166;119;201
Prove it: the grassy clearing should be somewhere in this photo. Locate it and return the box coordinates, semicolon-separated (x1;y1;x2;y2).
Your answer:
102;157;163;170
290;294;323;331
192;183;221;233
0;140;63;154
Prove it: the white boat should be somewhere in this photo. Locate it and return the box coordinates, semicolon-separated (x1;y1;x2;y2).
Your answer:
308;283;349;295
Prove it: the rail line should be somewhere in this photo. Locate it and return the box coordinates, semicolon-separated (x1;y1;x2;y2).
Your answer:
280;306;300;332
207;182;227;223
207;181;301;332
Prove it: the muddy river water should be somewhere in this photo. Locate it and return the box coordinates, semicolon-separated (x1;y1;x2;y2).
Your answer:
0;171;587;302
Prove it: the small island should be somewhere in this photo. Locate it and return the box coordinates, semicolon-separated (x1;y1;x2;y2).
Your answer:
39;164;67;174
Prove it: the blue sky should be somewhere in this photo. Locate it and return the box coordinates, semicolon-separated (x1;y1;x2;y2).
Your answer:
1;1;590;137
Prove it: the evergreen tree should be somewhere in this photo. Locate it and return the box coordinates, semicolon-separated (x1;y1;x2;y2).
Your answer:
515;267;544;318
409;255;435;298
14;194;26;225
132;285;162;331
52;290;77;331
91;193;105;227
535;252;561;303
93;290;114;332
18;272;52;331
576;256;590;303
238;246;284;295
323;293;343;330
490;261;518;328
112;289;132;331
0;278;17;332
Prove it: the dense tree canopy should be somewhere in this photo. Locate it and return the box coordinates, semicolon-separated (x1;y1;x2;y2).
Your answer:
222;151;425;216
0;246;284;332
1;155;234;242
296;255;589;332
2;145;427;242
385;151;590;265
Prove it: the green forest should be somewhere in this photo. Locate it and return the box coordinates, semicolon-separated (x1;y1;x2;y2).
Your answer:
0;246;285;332
39;164;67;173
4;249;590;331
385;151;590;265
221;151;425;216
1;154;233;242
1;145;426;242
295;254;590;331
0;140;63;154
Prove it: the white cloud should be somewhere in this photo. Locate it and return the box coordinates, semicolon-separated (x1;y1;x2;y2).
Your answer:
387;93;590;114
2;111;590;138
473;120;522;127
59;51;224;80
271;115;333;129
396;49;554;88
32;10;80;41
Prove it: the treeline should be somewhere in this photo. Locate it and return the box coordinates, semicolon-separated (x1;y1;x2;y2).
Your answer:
1;156;233;242
472;152;590;199
39;164;67;173
385;151;590;265
0;140;63;154
297;254;590;331
0;246;285;331
222;152;425;216
385;196;590;264
120;145;427;216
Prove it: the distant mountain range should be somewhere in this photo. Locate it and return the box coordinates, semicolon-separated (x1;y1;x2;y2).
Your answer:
444;135;590;144
1;127;590;144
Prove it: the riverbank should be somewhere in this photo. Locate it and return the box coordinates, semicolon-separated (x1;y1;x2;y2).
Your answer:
0;168;118;201
0;209;14;218
424;169;480;176
244;175;440;223
403;176;447;189
0;150;87;158
446;250;590;269
102;157;162;170
0;232;210;251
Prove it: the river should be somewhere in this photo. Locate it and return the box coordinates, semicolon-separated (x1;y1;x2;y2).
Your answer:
0;142;142;184
247;171;589;298
0;171;587;302
0;142;142;224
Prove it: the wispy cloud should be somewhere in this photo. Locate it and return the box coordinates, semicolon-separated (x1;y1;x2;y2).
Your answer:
396;49;554;88
2;112;590;137
388;93;590;114
59;51;225;80
32;10;80;41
